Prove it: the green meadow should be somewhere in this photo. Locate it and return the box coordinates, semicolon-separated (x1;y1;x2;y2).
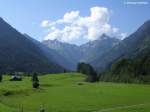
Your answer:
0;73;150;112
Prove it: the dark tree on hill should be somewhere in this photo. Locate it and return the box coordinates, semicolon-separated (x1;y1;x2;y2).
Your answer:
32;72;39;88
0;74;2;82
64;69;67;73
77;62;98;82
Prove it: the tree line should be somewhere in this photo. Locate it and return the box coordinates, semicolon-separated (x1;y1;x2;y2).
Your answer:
76;55;150;83
99;55;150;83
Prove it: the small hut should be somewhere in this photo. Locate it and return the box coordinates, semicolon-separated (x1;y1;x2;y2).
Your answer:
10;74;22;81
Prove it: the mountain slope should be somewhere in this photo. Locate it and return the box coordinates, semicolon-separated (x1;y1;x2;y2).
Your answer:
43;39;82;70
122;19;150;58
0;17;64;73
91;19;150;72
24;34;75;71
80;34;120;62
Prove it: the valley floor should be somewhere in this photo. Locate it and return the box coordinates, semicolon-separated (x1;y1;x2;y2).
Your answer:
0;73;150;112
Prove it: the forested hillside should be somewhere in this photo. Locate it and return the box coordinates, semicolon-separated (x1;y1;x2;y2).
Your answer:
0;17;64;73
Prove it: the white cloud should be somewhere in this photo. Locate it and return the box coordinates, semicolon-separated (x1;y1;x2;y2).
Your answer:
63;11;80;23
41;20;50;27
41;6;126;44
112;27;119;33
45;25;84;42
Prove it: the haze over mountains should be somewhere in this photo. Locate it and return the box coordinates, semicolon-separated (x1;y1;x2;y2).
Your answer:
24;34;75;71
43;34;120;70
43;39;82;70
0;17;150;74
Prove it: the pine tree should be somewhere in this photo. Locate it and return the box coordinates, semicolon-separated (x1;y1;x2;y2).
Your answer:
32;73;39;88
0;74;3;82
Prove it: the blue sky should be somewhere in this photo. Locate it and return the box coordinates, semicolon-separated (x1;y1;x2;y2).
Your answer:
0;0;150;45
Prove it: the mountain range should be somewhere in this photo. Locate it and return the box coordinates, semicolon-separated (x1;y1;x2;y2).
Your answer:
43;20;150;73
43;34;120;70
0;17;150;74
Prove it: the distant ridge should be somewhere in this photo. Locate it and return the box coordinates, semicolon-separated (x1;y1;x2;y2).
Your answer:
43;34;120;71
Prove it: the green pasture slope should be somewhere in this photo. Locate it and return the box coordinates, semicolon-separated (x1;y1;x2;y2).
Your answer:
0;73;150;112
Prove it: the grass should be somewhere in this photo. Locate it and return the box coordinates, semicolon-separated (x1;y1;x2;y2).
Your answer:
0;73;150;112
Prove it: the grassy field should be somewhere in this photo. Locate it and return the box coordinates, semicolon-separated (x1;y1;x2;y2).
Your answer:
0;73;150;112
